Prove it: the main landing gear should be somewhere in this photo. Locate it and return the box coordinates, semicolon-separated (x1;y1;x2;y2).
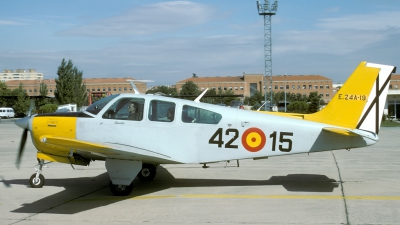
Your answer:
137;163;157;181
29;159;50;188
109;163;158;196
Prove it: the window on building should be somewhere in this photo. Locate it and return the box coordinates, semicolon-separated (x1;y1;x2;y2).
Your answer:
250;83;257;97
234;87;238;90
326;85;330;89
29;90;32;92
103;88;106;91
320;94;323;97
92;88;95;91
108;87;111;91
320;85;324;89
275;85;278;90
224;87;227;90
113;88;116;91
229;87;232;90
280;86;283;89
298;85;300;89
124;87;127;91
119;88;122;91
395;84;398;89
240;87;244;90
286;85;289;89
390;85;393;89
50;89;53;92
302;85;306;89
314;85;318;89
97;88;100;91
309;85;312;89
218;86;221;90
292;85;295;89
326;93;330;97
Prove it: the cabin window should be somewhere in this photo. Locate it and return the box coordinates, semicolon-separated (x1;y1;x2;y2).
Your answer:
182;105;222;124
102;97;145;121
148;100;176;122
85;94;119;115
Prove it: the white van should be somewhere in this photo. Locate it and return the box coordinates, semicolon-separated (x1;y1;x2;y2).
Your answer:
0;107;15;118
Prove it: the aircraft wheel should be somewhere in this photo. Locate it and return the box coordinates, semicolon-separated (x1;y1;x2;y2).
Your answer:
109;181;133;196
29;174;45;188
137;164;156;181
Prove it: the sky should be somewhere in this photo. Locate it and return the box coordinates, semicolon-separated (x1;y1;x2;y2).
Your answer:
1;0;400;86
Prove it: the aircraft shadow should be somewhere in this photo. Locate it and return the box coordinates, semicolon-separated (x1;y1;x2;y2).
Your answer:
3;167;339;215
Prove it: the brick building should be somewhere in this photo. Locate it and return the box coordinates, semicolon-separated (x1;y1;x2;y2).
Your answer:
5;78;147;97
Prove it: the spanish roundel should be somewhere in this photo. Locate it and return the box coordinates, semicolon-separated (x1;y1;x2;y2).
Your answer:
241;127;266;152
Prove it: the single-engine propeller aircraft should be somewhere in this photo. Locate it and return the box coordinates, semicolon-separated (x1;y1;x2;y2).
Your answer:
15;62;395;196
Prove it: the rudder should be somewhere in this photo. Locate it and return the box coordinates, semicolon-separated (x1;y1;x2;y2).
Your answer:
305;61;396;134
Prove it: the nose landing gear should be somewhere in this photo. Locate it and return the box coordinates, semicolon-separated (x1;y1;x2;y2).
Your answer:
29;159;50;188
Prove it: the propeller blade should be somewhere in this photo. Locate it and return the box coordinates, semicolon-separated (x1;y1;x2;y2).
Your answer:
16;129;28;169
28;100;35;117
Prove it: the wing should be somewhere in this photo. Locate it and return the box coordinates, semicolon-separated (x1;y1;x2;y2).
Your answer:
39;136;179;164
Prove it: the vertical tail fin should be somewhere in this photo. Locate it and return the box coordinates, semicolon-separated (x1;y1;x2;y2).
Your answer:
305;61;396;134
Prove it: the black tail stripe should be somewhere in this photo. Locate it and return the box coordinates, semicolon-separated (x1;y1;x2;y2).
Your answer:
356;73;391;132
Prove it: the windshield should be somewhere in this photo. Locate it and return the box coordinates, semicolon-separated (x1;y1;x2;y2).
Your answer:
85;94;120;115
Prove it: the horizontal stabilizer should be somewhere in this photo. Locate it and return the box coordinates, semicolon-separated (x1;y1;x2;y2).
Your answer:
322;127;358;136
322;127;378;141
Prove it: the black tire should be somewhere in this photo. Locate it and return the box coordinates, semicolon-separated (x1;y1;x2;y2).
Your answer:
29;174;45;188
137;164;157;181
109;181;133;196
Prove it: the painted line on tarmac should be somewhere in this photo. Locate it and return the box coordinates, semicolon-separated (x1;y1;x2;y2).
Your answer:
73;194;400;202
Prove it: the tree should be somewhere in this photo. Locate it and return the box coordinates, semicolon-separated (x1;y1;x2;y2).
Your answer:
287;101;308;113
38;104;58;114
55;58;87;107
249;90;264;110
12;83;30;116
73;67;87;107
308;91;321;113
146;86;177;95
0;81;11;107
180;81;199;100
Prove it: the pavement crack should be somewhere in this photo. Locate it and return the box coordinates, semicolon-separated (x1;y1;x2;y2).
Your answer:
331;151;350;225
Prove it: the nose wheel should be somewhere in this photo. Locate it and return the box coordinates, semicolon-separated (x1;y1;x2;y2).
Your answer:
29;174;45;188
29;159;49;188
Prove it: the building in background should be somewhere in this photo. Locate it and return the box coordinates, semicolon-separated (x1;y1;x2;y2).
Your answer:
176;74;333;103
1;69;43;82
5;78;147;97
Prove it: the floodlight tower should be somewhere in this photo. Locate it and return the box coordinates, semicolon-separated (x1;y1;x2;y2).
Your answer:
257;0;278;110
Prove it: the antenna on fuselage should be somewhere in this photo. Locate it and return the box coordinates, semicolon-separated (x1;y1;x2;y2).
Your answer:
127;80;153;94
194;88;208;102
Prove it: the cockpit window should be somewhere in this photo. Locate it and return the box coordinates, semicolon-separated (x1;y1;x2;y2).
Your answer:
148;100;175;122
85;94;119;115
182;105;222;124
103;97;145;121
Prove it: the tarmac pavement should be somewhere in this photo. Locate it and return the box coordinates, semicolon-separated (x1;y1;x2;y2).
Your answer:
1;118;400;225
